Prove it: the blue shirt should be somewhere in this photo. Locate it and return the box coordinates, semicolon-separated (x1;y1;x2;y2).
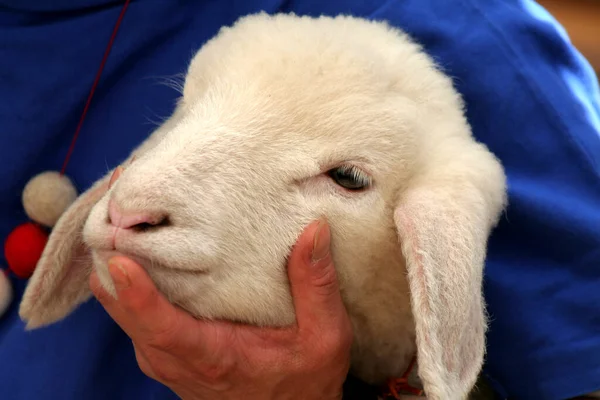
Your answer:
1;1;599;399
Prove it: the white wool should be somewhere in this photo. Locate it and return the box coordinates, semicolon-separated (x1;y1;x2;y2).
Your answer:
19;13;507;399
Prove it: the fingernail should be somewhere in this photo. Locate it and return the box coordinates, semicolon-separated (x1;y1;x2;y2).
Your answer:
312;219;331;263
108;258;130;290
109;166;124;189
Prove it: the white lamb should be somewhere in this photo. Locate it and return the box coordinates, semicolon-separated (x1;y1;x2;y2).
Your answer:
19;13;507;400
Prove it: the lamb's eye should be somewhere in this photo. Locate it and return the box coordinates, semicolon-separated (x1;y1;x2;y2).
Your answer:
327;165;372;191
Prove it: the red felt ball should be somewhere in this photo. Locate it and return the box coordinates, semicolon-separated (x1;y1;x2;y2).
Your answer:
4;222;48;279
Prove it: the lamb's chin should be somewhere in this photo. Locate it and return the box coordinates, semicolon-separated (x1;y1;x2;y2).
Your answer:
93;249;146;270
90;248;211;299
90;249;162;296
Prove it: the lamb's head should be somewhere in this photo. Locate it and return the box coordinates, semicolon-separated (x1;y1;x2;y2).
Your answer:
19;13;507;399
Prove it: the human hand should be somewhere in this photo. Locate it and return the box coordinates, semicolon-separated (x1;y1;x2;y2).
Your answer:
89;218;353;400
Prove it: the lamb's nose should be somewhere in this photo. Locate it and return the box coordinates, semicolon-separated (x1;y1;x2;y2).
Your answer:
108;199;169;230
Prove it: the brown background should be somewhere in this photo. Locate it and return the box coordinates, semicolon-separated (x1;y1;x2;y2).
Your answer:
537;0;600;77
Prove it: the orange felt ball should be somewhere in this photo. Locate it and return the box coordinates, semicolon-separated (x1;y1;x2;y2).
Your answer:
4;222;48;279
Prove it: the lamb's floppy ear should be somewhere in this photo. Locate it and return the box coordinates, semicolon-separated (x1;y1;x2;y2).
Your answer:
394;142;506;400
18;105;184;330
19;173;112;330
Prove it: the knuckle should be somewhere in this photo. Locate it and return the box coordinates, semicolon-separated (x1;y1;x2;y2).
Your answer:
310;260;340;297
195;355;236;390
316;332;342;356
151;362;182;384
200;362;231;386
311;323;353;361
134;346;181;383
145;325;180;351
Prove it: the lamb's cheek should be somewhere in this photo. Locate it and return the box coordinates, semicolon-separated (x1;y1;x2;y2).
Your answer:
339;238;416;383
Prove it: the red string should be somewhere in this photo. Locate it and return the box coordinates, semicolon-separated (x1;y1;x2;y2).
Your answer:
1;2;130;281
381;355;424;399
60;0;132;175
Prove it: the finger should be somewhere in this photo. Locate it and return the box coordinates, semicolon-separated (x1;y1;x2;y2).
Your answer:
108;165;124;189
89;256;210;354
286;219;349;333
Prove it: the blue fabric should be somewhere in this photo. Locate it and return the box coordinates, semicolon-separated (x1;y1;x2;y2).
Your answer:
1;0;599;399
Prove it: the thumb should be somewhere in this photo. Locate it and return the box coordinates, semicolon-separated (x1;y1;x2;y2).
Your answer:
90;256;210;354
287;219;348;332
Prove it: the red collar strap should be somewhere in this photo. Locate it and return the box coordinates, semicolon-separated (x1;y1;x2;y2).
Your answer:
379;355;425;398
